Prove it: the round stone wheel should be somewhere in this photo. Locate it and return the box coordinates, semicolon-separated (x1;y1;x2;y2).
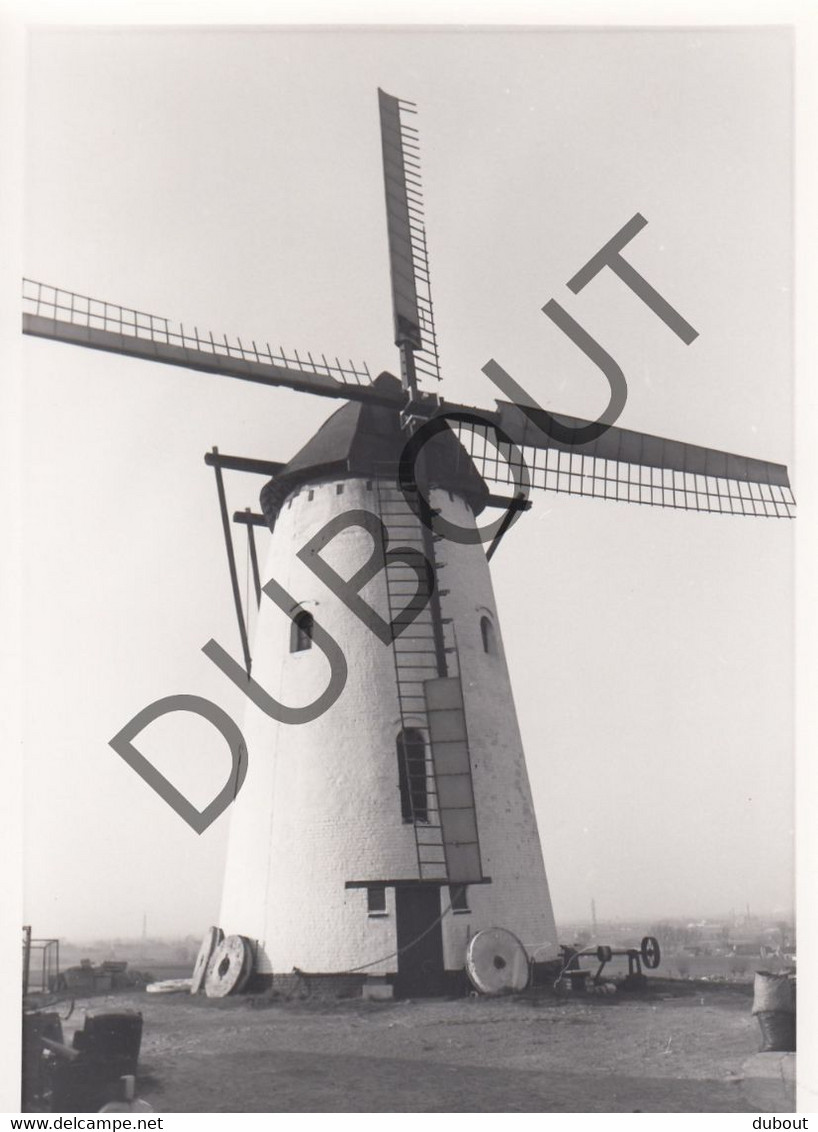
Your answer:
190;926;224;995
465;927;530;995
204;935;254;998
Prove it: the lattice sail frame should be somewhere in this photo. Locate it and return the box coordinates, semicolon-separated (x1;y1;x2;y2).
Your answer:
22;278;375;396
447;414;795;519
23;281;794;519
378;90;442;386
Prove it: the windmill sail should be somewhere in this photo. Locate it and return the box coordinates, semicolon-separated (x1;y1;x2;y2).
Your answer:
22;279;390;406
445;401;795;518
378;90;441;388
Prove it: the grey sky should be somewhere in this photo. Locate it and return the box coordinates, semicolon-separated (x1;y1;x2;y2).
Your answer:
19;26;793;940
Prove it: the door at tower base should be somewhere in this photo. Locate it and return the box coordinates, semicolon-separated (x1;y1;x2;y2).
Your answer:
394;885;447;999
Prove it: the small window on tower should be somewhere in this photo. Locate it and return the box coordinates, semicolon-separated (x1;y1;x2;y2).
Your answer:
449;884;470;914
291;610;313;653
367;885;387;916
480;615;497;655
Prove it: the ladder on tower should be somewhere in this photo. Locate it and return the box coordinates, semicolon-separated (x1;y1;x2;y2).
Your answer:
376;476;447;880
374;476;483;884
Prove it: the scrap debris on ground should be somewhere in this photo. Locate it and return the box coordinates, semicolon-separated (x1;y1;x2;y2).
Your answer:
55;980;767;1113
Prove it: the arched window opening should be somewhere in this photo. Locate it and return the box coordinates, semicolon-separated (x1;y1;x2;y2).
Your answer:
480;615;497;655
397;728;428;823
290;610;314;653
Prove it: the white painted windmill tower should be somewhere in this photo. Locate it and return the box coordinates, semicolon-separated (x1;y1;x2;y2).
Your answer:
216;371;559;995
22;89;794;997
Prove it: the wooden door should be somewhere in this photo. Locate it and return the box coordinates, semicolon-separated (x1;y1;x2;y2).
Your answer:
394;884;446;998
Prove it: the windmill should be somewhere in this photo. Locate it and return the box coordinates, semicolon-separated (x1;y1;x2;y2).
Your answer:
22;89;794;998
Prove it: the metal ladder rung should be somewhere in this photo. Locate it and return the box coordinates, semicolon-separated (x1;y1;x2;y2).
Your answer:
375;472;453;885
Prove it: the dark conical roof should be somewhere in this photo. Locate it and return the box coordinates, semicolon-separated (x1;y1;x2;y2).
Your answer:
260;373;488;526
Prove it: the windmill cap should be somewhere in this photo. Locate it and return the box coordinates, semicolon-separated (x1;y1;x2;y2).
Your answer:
259;374;488;527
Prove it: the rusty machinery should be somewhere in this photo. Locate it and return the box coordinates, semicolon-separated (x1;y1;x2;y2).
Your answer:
22;928;151;1113
22;1008;147;1113
557;935;662;992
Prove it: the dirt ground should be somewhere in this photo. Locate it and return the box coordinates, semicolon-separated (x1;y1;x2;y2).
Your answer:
52;978;770;1113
